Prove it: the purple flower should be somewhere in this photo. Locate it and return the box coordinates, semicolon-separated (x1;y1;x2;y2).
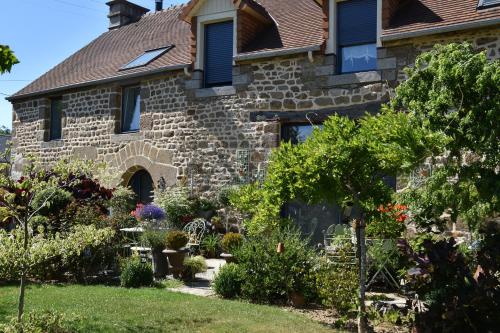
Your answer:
137;204;166;221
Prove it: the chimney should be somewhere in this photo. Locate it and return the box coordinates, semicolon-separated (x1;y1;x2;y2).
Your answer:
155;0;163;11
106;0;150;30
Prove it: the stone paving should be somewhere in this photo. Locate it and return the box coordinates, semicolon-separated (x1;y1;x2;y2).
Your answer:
167;258;226;297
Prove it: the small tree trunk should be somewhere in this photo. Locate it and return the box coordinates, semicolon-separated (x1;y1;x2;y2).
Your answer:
17;273;26;322
356;218;368;333
17;217;29;322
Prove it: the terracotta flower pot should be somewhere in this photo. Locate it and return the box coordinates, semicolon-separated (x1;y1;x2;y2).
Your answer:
289;291;306;308
163;248;188;278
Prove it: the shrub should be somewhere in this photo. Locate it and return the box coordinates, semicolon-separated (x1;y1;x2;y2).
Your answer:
165;230;188;250
141;230;167;252
217;185;239;207
30;186;72;217
183;256;207;280
108;186;136;216
0;310;72;333
213;263;243;299
201;234;220;258
120;255;153;288
220;232;243;253
366;204;407;239
314;247;359;316
235;228;318;304
155;187;195;228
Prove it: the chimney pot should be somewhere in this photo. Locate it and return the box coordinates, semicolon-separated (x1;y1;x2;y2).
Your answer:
155;0;163;11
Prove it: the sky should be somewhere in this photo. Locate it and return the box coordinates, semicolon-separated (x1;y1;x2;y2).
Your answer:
0;0;185;129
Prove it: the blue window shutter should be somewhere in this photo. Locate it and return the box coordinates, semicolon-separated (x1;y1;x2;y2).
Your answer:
204;21;233;87
338;0;377;46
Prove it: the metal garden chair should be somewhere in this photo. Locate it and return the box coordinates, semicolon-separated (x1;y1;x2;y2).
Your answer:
183;218;206;254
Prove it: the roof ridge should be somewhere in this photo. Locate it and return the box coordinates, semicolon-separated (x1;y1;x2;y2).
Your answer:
143;2;187;17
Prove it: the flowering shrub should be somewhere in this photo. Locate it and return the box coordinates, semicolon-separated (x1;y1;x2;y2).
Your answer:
366;203;408;239
135;204;165;221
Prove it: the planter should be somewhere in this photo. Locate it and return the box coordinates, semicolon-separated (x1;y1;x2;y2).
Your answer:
220;253;236;263
163;248;188;278
152;250;169;279
289;291;306;308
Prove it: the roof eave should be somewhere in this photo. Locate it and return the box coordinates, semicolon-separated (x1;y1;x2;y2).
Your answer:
381;17;500;42
235;45;321;62
7;64;190;102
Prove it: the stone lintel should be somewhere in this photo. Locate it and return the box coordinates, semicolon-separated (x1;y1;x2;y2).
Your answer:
249;101;382;122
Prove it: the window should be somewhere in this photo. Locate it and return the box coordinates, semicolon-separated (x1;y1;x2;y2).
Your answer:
477;0;500;9
337;0;377;73
204;21;233;87
121;86;141;133
121;46;174;70
49;98;62;140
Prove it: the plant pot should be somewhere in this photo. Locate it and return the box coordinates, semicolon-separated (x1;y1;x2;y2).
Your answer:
289;291;306;308
163;248;188;278
152;250;169;279
220;253;235;263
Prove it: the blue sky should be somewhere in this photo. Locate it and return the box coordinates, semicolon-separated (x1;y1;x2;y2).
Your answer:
0;0;185;129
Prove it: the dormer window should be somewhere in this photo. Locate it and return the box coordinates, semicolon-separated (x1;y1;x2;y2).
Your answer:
337;0;377;73
204;21;234;87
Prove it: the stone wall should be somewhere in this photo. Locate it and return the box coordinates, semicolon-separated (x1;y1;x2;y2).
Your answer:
10;26;500;195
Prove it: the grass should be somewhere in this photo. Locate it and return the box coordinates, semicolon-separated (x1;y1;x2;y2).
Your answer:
0;284;336;333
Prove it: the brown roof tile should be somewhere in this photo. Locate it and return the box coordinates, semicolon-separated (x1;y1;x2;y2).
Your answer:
383;0;500;36
11;0;324;99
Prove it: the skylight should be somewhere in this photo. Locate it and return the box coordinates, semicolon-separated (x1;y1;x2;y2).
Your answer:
121;46;174;70
477;0;500;9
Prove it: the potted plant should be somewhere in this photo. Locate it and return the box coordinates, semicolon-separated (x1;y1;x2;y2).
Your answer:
182;256;207;281
162;230;189;278
220;232;243;263
201;234;220;258
141;230;168;278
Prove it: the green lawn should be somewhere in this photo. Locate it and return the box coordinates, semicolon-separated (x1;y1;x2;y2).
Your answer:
0;284;336;333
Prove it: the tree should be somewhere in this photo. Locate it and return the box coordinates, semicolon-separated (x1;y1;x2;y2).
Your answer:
0;157;115;322
394;43;499;231
0;45;19;74
392;43;500;332
248;109;445;332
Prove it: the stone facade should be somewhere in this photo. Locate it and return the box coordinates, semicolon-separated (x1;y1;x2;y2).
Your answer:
10;26;500;195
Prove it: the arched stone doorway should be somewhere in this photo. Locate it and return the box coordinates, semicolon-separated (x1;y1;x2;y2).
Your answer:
127;169;154;204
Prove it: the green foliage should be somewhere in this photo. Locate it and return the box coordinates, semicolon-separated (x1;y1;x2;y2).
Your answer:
108;186;136;216
155;187;195;227
394;43;499;230
366;204;408;239
30;187;72;217
0;311;72;333
314;248;358;316
183;256;207;280
0;45;19;74
217;185;240;207
244;110;445;235
120;255;153;288
201;234;220;258
234;228;318;304
165;230;188;250
213;263;244;299
0;126;11;136
0;225;115;281
220;232;243;253
140;230;167;252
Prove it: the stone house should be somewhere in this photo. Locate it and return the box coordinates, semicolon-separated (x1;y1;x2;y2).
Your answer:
6;0;500;237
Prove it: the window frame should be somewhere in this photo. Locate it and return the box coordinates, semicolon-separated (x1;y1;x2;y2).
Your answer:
49;97;63;141
336;0;378;74
120;85;141;134
477;0;500;9
203;20;235;88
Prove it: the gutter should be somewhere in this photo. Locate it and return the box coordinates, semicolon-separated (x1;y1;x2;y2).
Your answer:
381;17;500;42
7;64;190;102
234;45;321;62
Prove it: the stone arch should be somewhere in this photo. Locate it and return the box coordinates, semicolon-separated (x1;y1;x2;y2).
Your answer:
105;141;178;190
